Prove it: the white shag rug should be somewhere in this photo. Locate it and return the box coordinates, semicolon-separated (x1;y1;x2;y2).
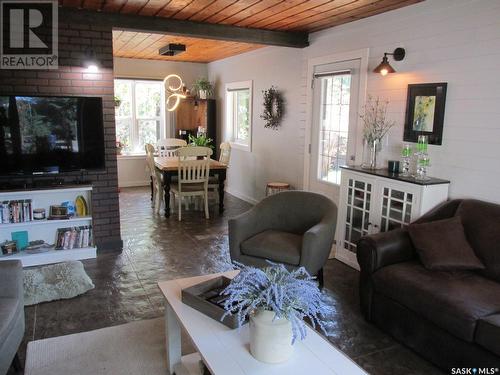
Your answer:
26;318;167;375
24;261;94;305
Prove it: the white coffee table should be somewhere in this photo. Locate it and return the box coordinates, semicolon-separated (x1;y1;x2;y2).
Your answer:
158;271;368;375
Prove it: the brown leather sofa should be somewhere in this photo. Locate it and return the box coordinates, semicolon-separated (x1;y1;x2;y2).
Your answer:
357;199;500;369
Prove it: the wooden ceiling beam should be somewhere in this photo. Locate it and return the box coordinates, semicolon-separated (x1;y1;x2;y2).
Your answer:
60;7;310;47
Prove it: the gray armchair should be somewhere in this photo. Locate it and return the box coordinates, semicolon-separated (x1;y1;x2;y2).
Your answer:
0;260;24;375
228;191;337;285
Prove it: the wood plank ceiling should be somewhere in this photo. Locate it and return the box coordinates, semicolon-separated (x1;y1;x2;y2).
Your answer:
61;0;423;62
113;30;263;62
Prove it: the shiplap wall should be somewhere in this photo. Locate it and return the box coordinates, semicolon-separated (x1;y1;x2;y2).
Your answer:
209;0;500;204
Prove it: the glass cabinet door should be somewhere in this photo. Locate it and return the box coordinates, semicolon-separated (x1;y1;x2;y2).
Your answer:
343;177;373;254
380;186;414;232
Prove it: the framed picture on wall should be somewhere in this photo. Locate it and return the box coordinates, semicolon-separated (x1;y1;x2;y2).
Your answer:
403;82;447;145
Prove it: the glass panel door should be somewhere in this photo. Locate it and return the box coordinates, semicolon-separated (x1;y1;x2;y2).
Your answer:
343;177;372;254
380;186;414;232
308;58;361;201
317;74;351;185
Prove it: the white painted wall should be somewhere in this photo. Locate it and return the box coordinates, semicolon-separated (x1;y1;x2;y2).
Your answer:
208;0;500;204
208;44;352;202
117;155;150;188
114;58;208;187
209;48;302;202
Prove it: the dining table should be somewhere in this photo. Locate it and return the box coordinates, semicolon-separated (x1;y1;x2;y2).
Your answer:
154;157;228;218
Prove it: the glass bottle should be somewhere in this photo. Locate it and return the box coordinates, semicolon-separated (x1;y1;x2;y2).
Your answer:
416;135;428;154
401;144;412;176
415;153;430;180
414;135;430;180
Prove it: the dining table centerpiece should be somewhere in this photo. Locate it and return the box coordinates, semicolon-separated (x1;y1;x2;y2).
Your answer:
188;134;214;159
221;263;332;364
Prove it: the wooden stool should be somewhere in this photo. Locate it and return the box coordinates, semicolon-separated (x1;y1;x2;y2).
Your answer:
266;182;290;196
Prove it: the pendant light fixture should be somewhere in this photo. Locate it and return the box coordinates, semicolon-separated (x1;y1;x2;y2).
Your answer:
163;74;187;112
373;48;405;76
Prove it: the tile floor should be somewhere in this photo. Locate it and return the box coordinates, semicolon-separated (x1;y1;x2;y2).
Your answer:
16;187;443;375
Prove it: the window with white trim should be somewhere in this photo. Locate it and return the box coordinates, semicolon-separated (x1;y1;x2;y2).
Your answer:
114;79;165;154
225;81;252;151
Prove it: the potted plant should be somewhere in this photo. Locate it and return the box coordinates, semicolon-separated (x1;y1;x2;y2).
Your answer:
188;134;214;149
359;95;395;169
114;96;121;108
116;140;125;155
192;77;214;99
221;263;332;364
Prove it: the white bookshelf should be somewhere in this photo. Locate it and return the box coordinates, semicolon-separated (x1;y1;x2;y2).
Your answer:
1;216;93;229
2;247;96;267
0;185;97;267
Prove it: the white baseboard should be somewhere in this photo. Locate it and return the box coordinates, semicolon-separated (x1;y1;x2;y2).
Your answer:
225;187;259;205
119;180;150;188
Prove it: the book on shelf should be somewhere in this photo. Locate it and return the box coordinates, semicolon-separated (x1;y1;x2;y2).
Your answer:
55;225;93;250
0;199;33;224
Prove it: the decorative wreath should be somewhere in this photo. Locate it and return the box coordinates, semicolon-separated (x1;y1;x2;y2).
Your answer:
261;86;284;130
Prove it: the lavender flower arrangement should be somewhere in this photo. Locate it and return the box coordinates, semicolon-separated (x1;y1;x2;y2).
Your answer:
221;263;332;343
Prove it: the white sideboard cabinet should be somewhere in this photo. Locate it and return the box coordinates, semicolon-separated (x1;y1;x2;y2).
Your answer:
336;166;450;269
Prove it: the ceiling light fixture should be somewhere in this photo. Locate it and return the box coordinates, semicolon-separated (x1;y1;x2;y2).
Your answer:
373;48;405;76
159;43;186;57
163;74;187;112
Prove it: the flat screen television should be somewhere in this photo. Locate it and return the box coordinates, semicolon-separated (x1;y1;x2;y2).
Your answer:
0;95;105;176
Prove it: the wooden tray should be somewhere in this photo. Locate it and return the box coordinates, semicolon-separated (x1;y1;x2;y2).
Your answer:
181;276;244;329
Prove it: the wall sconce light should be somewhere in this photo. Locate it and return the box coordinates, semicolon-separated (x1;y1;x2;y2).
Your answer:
373;48;405;76
163;74;187;112
84;48;99;72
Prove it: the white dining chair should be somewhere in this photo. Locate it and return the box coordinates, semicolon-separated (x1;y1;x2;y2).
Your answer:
157;138;187;157
208;142;231;203
170;146;213;221
145;143;164;213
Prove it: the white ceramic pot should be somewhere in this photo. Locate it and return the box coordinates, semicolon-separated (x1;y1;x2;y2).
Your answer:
199;90;208;99
249;310;293;363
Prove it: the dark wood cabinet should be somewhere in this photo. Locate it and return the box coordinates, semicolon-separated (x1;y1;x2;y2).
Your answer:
175;98;217;157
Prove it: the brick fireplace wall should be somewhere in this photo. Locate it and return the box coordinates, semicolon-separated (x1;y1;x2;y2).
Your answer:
0;21;122;251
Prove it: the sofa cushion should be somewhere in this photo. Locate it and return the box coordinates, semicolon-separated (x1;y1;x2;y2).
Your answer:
408;216;485;271
456;199;500;282
0;297;22;342
241;230;302;266
373;261;500;342
475;314;500;356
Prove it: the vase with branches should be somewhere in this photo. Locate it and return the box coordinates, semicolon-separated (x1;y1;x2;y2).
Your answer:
359;95;395;169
